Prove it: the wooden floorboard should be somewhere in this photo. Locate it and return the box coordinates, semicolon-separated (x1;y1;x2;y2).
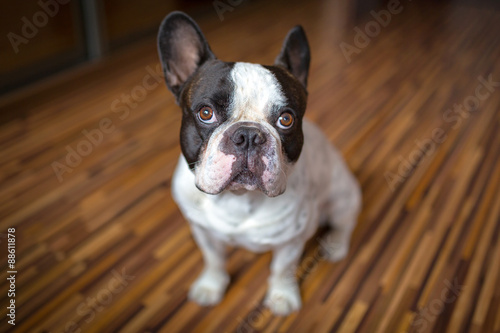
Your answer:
1;0;499;332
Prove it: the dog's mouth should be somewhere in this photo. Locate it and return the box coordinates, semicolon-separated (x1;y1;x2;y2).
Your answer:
195;143;287;197
227;168;261;192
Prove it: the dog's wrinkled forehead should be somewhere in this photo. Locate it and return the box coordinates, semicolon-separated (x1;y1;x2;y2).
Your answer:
185;61;287;123
229;62;286;121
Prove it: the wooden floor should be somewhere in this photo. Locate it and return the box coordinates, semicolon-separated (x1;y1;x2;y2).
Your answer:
1;0;500;332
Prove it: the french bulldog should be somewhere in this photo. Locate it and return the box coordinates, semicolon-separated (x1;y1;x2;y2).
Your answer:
157;11;361;315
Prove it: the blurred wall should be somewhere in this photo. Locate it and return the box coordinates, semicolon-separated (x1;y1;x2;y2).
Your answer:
0;0;210;94
2;0;496;96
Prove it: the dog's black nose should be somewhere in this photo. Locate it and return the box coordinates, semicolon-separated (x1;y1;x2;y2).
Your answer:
231;126;267;150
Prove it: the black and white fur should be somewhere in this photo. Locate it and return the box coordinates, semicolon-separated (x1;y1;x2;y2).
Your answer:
158;12;361;315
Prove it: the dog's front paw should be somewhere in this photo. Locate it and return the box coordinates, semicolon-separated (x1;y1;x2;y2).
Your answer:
188;270;229;306
264;285;301;316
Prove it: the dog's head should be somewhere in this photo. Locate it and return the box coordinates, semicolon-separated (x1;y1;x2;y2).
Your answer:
158;12;310;197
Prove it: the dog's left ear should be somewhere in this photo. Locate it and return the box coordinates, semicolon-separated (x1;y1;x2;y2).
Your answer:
157;11;216;100
274;25;310;89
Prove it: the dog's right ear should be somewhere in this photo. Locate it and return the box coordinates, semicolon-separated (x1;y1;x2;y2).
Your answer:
157;12;215;100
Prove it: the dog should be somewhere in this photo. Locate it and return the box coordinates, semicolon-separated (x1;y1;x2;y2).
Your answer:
157;11;361;315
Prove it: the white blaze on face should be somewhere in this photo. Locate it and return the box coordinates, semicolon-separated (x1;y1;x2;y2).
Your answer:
195;62;291;196
229;62;287;122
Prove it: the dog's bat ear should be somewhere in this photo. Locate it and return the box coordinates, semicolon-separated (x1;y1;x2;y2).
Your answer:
157;11;216;100
274;25;310;89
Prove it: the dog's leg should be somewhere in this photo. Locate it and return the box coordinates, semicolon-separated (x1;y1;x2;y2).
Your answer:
322;176;361;262
188;224;229;306
265;241;304;315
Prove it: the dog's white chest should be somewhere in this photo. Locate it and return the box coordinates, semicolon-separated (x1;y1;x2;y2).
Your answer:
172;157;319;251
202;190;317;250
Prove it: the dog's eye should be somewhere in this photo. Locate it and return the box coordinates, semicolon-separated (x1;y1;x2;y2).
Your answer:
198;106;216;123
277;112;294;129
